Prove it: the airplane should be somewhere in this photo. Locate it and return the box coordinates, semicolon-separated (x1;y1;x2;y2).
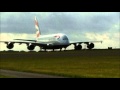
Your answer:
0;16;102;51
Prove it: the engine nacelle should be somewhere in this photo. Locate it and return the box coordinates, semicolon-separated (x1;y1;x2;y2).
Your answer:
74;45;82;50
27;45;35;50
87;43;94;49
7;43;14;49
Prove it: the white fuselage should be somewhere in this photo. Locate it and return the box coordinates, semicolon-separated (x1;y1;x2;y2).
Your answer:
37;33;70;46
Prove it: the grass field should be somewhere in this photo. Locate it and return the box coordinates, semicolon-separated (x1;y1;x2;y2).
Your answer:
0;74;7;78
0;74;12;78
0;49;120;78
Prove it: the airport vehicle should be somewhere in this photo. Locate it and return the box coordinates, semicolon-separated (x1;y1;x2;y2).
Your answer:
0;16;102;51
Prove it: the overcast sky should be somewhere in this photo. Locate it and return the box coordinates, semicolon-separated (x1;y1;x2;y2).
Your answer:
0;12;120;51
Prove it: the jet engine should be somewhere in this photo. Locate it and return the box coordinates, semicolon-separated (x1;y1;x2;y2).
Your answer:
7;43;14;49
27;44;35;50
87;43;94;49
74;44;82;50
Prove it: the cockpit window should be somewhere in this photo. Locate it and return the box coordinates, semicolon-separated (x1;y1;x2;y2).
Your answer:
63;35;68;40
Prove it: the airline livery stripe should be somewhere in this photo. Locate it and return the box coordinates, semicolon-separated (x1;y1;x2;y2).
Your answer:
36;31;40;37
35;17;39;26
35;25;39;31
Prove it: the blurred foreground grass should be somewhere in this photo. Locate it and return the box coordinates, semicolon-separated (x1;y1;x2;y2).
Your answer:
0;74;13;78
0;50;120;78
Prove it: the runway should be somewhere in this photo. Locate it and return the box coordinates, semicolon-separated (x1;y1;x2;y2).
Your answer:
0;69;66;78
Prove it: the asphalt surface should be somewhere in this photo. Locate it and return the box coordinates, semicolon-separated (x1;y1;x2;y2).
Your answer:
0;69;66;78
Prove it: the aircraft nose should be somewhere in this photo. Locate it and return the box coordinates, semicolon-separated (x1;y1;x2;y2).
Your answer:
64;40;69;44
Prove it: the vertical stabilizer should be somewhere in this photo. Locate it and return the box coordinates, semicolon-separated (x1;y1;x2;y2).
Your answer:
35;16;41;40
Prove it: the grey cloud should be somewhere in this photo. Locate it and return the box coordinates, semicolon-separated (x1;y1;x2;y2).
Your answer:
0;12;119;35
1;12;34;33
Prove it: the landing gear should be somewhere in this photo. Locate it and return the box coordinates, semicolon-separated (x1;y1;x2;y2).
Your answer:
53;49;54;51
39;47;42;51
59;47;66;51
44;49;46;51
60;48;62;51
64;48;66;51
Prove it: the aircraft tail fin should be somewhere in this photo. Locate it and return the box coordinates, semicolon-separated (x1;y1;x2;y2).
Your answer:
35;16;41;39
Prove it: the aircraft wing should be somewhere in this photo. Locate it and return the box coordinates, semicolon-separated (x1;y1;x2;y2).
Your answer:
13;39;53;46
13;39;36;42
69;41;103;45
0;40;102;45
0;40;52;47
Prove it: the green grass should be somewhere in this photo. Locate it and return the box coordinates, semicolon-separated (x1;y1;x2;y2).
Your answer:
0;50;120;78
0;74;7;78
0;74;13;78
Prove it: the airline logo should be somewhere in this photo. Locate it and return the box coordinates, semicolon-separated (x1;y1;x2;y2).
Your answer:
54;35;60;39
36;31;40;38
